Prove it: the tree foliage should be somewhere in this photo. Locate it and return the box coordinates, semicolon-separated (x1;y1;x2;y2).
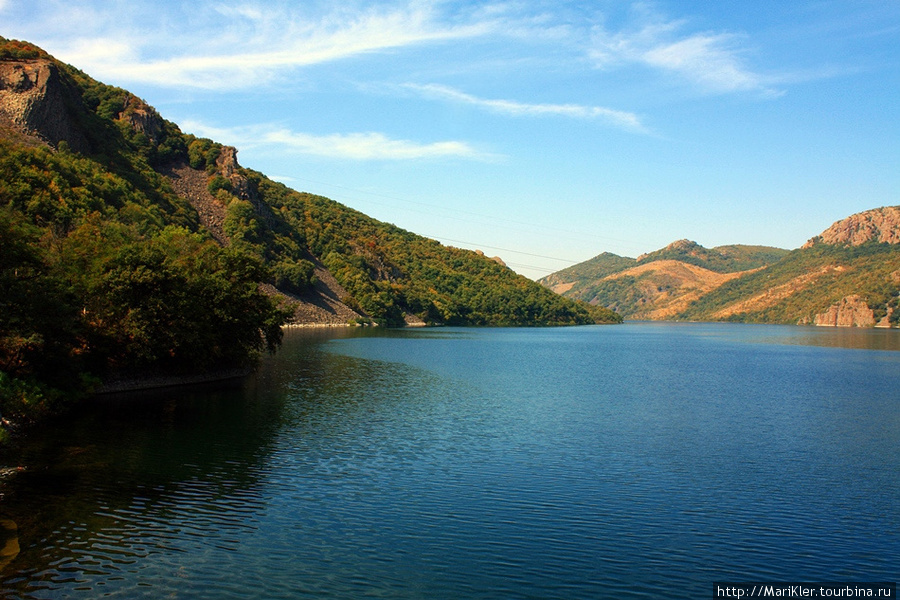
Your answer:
0;136;287;427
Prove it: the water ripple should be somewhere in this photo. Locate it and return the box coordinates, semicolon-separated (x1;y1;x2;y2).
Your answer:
1;325;898;598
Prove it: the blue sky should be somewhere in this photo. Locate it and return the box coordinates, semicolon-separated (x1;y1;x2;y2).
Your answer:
3;1;899;279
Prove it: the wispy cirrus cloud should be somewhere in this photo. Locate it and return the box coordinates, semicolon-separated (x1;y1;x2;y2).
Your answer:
181;120;496;161
590;16;779;96
402;83;645;131
15;1;499;90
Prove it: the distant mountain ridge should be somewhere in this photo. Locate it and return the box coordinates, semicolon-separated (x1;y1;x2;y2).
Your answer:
636;240;789;273
540;207;900;327
540;241;788;320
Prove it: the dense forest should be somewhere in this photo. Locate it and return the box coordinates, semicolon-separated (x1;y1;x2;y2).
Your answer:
0;115;288;433
0;38;618;436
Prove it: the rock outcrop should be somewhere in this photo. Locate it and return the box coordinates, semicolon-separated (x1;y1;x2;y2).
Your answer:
475;249;507;268
117;94;163;142
637;239;699;262
813;295;876;328
804;206;900;248
0;58;90;152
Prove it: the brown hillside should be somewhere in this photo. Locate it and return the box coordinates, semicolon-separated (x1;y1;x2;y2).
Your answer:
603;260;751;319
710;265;846;320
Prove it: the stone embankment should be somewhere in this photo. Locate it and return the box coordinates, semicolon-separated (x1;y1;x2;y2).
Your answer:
96;367;252;394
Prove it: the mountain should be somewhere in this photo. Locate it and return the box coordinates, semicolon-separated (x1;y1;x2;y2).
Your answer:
539;240;787;320
541;208;900;326
679;207;900;326
803;206;900;247
540;252;637;297
635;240;789;273
0;38;619;432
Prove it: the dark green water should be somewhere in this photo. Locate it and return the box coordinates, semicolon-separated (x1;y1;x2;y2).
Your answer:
1;323;898;599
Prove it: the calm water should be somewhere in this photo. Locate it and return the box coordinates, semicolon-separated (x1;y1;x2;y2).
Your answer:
0;323;898;599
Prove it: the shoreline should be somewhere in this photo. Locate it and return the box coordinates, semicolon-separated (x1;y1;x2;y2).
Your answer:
94;367;253;395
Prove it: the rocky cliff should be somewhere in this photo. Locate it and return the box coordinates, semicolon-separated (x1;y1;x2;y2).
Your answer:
0;58;90;152
812;295;877;327
804;206;900;247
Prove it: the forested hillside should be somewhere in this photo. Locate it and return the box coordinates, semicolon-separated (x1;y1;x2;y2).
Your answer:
0;38;618;434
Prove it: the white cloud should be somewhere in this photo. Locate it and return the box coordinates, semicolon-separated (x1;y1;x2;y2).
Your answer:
181;120;494;161
213;4;265;21
262;129;488;160
403;83;645;131
48;2;497;90
590;16;778;96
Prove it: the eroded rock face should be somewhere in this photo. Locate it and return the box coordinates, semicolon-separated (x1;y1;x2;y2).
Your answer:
118;95;163;142
814;295;876;328
213;145;279;228
0;59;89;152
804;206;900;248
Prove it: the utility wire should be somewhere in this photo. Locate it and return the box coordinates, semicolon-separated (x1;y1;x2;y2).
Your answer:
425;235;581;263
286;174;648;253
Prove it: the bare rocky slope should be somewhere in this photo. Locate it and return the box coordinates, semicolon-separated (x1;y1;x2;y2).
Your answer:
161;159;366;326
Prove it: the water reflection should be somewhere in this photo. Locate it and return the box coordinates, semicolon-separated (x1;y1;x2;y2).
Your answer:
0;518;18;571
738;324;900;351
628;321;900;352
0;329;355;598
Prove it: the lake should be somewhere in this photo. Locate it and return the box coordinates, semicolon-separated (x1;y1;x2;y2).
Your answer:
1;323;898;599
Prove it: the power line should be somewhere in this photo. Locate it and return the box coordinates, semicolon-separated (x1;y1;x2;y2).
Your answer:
426;235;581;263
286;174;648;252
